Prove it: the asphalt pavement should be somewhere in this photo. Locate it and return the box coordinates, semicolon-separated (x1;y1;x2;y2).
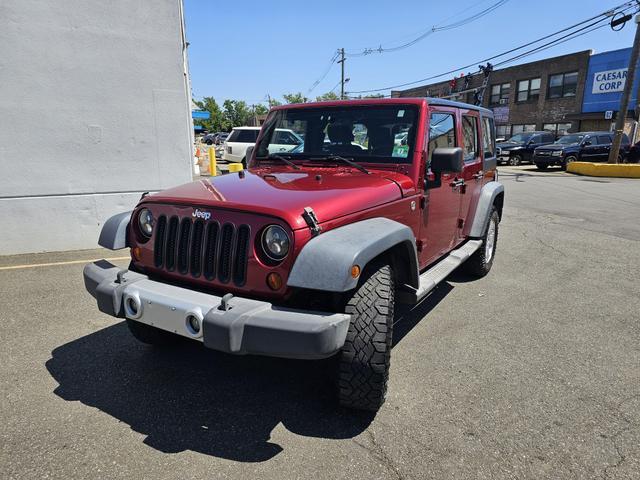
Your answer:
1;165;639;479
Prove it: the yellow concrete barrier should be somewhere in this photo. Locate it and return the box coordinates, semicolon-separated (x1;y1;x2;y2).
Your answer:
228;163;244;173
208;147;217;176
567;162;640;178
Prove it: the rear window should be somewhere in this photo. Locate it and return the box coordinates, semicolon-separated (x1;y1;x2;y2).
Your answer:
228;129;259;143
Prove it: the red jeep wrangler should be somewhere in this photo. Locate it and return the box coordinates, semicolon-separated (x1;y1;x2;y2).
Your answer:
84;98;504;412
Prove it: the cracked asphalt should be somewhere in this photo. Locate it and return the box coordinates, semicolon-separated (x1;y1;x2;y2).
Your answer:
1;165;639;479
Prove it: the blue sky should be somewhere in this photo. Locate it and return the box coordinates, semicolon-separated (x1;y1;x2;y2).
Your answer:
184;0;636;105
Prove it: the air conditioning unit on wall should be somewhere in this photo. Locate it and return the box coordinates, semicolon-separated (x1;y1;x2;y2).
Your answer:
499;98;508;105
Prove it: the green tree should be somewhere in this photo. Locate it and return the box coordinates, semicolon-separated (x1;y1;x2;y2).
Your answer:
254;104;269;116
316;91;339;102
221;99;252;129
193;97;223;132
282;92;309;104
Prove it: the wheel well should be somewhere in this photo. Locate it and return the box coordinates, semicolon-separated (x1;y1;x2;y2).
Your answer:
494;191;504;221
371;240;419;291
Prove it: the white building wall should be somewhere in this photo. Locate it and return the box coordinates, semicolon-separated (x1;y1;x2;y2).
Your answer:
0;0;193;254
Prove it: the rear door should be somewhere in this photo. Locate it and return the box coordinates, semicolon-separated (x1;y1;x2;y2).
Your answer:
458;111;483;242
420;108;461;266
596;134;612;161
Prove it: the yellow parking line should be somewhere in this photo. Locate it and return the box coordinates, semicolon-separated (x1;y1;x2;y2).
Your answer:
0;257;130;271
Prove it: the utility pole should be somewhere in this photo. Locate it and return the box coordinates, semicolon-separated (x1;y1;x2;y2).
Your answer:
338;48;346;100
609;14;640;164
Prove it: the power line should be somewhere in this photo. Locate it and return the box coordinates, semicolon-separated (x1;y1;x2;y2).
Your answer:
307;50;340;93
345;0;510;56
348;1;636;94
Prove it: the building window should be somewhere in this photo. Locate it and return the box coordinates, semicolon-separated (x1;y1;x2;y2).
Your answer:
462;115;479;161
517;78;541;102
548;72;578;98
543;122;572;136
496;125;511;139
490;83;511;105
511;124;536;134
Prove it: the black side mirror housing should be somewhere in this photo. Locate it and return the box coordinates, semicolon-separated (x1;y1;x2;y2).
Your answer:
245;146;254;166
431;147;464;174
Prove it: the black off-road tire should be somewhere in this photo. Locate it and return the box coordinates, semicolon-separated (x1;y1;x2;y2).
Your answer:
463;207;499;278
535;163;549;170
337;261;395;412
126;319;178;346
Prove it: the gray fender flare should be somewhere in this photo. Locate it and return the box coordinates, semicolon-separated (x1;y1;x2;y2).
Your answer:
98;211;132;250
287;217;418;292
469;181;504;238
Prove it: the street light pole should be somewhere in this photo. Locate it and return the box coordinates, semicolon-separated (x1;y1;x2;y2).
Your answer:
609;14;640;164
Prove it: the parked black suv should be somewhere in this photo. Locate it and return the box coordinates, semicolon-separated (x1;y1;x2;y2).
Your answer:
496;131;556;166
532;131;630;170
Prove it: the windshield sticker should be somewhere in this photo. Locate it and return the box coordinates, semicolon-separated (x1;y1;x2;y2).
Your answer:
397;110;405;118
392;145;409;158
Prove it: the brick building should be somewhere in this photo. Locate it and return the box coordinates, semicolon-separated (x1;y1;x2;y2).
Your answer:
392;50;592;139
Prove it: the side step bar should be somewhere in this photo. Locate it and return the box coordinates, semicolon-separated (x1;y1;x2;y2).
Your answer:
400;240;482;303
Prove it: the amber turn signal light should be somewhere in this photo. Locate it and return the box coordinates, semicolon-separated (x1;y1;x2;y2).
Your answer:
132;247;141;261
351;265;361;278
266;272;283;290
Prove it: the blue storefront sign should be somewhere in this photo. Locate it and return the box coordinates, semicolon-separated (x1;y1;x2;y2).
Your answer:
583;48;640;113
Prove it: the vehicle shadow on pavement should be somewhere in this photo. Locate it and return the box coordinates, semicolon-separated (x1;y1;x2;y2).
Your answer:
46;285;454;462
45;322;372;462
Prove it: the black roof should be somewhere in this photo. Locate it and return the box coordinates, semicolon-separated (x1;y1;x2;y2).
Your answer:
425;97;493;115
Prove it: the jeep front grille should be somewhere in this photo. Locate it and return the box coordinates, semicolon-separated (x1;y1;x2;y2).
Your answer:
153;214;250;286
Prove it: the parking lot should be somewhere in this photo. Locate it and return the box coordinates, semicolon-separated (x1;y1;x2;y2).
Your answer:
1;166;639;479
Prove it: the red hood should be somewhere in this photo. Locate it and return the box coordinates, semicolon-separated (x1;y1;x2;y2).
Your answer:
143;167;414;230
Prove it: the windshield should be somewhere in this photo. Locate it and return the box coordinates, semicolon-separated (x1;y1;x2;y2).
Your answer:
255;105;418;164
507;133;533;143
555;134;584;144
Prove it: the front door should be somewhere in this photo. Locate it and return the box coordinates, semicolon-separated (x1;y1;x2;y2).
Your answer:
580;135;599;160
420;109;462;267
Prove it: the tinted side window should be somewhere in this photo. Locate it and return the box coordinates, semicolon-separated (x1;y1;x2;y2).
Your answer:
543;133;554;142
482;116;495;158
428;112;456;164
597;135;611;145
621;133;630;145
462;115;479;161
234;130;259;143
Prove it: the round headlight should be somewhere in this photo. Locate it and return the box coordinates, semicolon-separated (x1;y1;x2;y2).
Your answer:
261;225;290;261
138;208;154;237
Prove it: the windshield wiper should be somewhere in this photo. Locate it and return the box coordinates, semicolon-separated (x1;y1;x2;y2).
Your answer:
258;153;301;170
315;155;370;174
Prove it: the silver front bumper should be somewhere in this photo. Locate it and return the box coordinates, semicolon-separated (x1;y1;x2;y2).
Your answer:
83;261;350;359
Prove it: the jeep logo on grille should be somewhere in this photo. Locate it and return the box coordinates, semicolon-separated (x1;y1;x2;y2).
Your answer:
192;209;211;221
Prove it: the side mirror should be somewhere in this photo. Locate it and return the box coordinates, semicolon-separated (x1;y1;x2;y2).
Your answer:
245;145;254;165
431;147;464;174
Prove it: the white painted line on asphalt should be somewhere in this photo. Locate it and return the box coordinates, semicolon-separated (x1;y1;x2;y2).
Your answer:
0;257;130;271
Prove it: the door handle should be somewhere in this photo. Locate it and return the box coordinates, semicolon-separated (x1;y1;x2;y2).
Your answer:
449;179;465;188
472;171;484;180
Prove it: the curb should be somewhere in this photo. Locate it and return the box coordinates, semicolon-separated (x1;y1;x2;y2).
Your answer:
567;162;640;178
